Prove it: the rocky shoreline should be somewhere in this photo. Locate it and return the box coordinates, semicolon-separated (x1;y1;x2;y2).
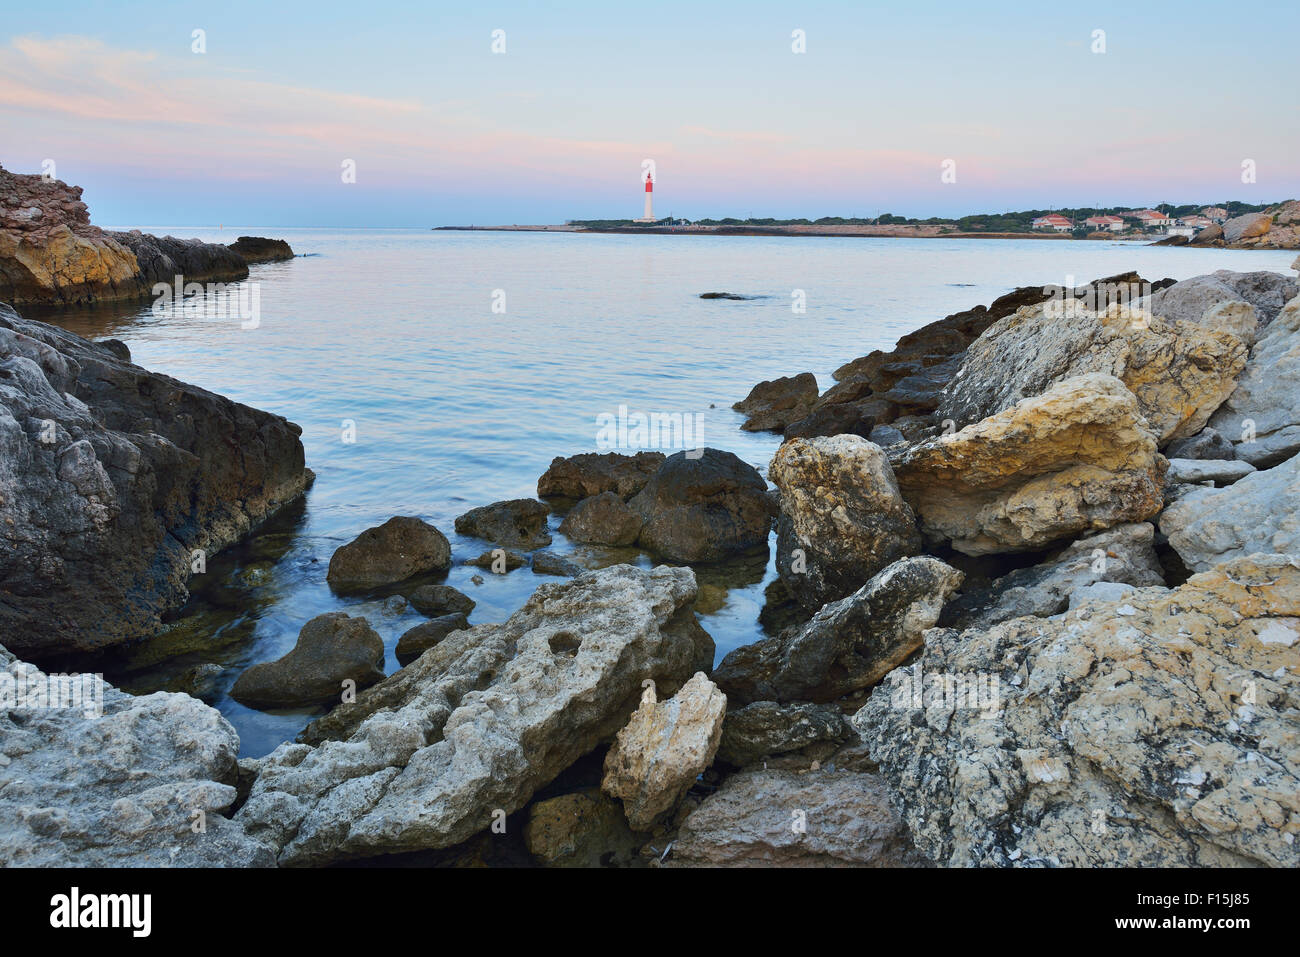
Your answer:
1;256;1298;868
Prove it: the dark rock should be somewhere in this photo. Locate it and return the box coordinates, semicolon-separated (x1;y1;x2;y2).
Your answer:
715;701;852;766
733;372;818;432
699;292;755;300
466;548;528;572
782;402;875;441
877;353;964;412
455;498;552;549
405;582;475;617
531;550;581;577
395;613;470;666
227;236;294;264
1190;223;1224;245
229;612;385;709
559;491;644;545
524;788;643;867
326;517;452;592
868;424;906;446
1165;427;1235;461
537;450;665;500
628;449;774;563
107;230;249;286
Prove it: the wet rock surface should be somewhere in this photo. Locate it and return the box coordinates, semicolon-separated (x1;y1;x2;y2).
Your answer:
229;612;386;709
326;517;452;591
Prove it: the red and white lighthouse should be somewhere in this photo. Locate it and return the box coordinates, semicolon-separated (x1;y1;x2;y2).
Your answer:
636;169;655;222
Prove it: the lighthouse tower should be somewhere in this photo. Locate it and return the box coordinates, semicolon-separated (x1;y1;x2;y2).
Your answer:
635;170;655;223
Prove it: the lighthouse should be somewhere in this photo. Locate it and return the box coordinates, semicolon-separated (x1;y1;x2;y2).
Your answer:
635;169;655;223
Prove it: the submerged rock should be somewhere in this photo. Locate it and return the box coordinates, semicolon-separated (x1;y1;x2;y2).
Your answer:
537;450;665;500
530;549;581;577
559;490;643;545
854;553;1300;867
326;516;452;592
454;498;552;549
229;612;385;709
465;548;528;572
0;303;310;656
733;372;818;432
236;565;714;865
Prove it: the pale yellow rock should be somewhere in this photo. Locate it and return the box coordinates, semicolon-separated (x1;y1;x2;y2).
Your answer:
896;373;1166;555
1200;299;1259;347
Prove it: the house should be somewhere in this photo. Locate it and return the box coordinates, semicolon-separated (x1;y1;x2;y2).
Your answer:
1084;215;1125;232
1128;209;1173;229
1201;207;1229;223
1179;215;1214;229
1031;214;1073;232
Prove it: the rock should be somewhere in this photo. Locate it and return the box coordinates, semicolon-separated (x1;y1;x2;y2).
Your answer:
465;548;528;571
897;374;1166;555
0;303;310;657
854;554;1300;867
1068;581;1140;609
1210;294;1300;466
405;583;475;617
531;550;581;577
868;424;906;447
1201;300;1260;346
782;401;875;441
715;701;852;766
601;673;726;830
937;298;1247;443
627;449;773;563
940;523;1165;631
1148;270;1298;330
768;435;920;609
227;236;294;264
229;613;385;710
878;354;965;412
109;230;248;288
667;767;925;867
0;643;274;866
537;450;665;500
1294;254;1300;273
524;789;642;867
558;491;644;545
454;498;552;549
1160;452;1300;572
714;556;963;705
1189;222;1223;244
1222;211;1272;243
1166;458;1256;485
1165;427;1235;461
326;517;452;592
700;292;755;300
165;662;226;703
733;372;818;432
236;565;714;865
395;613;470;666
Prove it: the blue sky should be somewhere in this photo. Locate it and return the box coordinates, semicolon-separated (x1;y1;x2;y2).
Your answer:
2;0;1297;226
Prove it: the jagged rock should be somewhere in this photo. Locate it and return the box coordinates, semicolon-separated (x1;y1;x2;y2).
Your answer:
601;673;726;830
854;554;1300;867
1223;211;1272;243
465;547;528;571
1200;300;1260;346
229;613;385;709
733;372;817;432
1069;581;1143;608
768;435;920;609
0;303;309;656
667;767;925;867
559;491;643;545
405;583;475;617
782;401;875;441
940;523;1165;631
227;236;294;264
524;789;642;867
715;701;852;766
108;230;248;287
531;550;581;577
537;450;665;500
326;517;451;591
1160;452;1300;572
627;449;773;563
868;424;906;447
714;556;962;705
897;374;1166;555
1165;427;1235;461
1147;271;1299;332
0;643;274;866
235;565;714;865
395;613;470;666
937;299;1247;443
1210;294;1300;466
454;498;552;549
1166;458;1256;485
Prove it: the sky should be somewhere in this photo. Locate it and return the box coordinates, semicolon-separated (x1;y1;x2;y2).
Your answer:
1;0;1297;227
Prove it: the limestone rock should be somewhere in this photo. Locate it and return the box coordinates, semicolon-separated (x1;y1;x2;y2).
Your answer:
229;613;385;709
326;516;452;591
1200;300;1260;346
559;491;644;545
715;701;853;766
0;643;274;866
524;789;642;867
897;374;1166;555
454;498;552;550
713;556;963;705
1210;294;1300;466
1165;427;1235;461
395;613;470;666
1166;458;1256;485
769;435;920;609
1222;211;1272;243
854;554;1300;867
1160;452;1300;572
236;565;714;865
733;372;817;432
601;673;727;830
537;450;665;500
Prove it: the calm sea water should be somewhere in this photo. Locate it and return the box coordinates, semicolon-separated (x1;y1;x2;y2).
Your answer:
34;229;1297;755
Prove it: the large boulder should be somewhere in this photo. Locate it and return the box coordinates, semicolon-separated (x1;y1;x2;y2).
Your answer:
0;303;310;657
227;236;294;264
627;449;774;562
601;673;727;830
1209;294;1300;466
896;374;1166;555
0;643;274;866
667;767;925;867
733;372;817;432
713;556;963;705
1160;452;1300;572
558;491;644;545
1222;211;1272;243
854;554;1300;867
326;516;452;591
1147;270;1298;332
454;498;552;549
768;435;920;609
937;299;1246;443
235;565;714;865
537;450;665;500
229;613;386;710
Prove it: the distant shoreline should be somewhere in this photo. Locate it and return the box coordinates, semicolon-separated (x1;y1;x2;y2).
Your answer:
435;224;1082;240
